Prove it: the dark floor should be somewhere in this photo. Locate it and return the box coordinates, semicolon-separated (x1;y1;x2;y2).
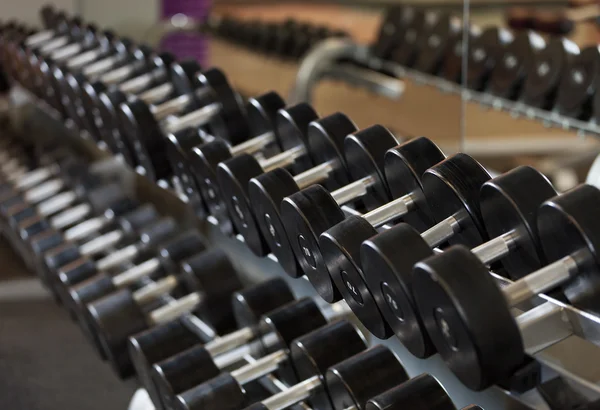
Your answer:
0;239;136;410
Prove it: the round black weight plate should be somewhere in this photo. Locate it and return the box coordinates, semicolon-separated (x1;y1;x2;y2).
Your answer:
521;37;579;109
281;185;346;302
191;140;236;236
275;103;319;175
414;14;461;75
320;215;392;339
480;166;556;279
422;154;491;248
556;45;600;119
413;246;524;391
466;27;512;91
537;185;600;314
384;136;445;233
361;223;435;358
389;7;425;67
344;125;397;211
488;31;545;100
197;68;249;144
216;154;268;254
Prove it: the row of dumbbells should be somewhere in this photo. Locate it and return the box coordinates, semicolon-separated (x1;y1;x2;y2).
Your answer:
206;15;349;60
372;5;600;120
3;6;600;395
0;132;490;410
0;7;256;186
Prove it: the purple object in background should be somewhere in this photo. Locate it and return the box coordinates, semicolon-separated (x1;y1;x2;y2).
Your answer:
160;0;210;66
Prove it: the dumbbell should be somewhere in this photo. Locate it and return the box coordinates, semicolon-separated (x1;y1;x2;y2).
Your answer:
152;296;351;409
466;27;513;91
166;91;285;220
1;161;120;234
521;37;579;109
173;320;367;410
51;213;178;305
361;166;556;358
214;103;319;236
71;229;207;354
371;6;406;61
319;152;491;340
64;42;161;141
192;96;308;235
440;26;480;84
240;345;408;410
366;373;472;410
0;158;94;221
280;134;434;303
555;46;600;120
413;184;600;390
128;278;295;410
236;113;357;256
13;180;129;261
251;123;398;280
59;40;158;136
92;52;178;164
119;66;249;182
28;25;113;111
413;13;461;75
87;247;242;378
27;197;140;286
390;9;435;68
487;31;546;100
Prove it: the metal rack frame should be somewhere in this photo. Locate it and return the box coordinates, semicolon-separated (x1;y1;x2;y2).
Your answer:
7;84;600;409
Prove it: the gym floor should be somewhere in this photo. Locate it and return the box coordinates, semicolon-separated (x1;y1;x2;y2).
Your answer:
0;238;136;410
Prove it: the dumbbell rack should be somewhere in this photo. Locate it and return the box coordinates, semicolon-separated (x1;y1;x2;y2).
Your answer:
292;40;600;145
5;86;600;410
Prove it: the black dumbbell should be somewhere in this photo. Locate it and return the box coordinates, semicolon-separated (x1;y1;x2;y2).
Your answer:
0;161;90;222
251;123;399;281
413;184;600;390
119;66;249;182
555;45;600;120
14;180;129;262
487;31;546;100
366;373;461;410
61;41;157;138
413;13;461;75
93;52;178;165
440;26;477;84
87;246;242;378
466;27;513;91
51;214;178;305
72;229;207;354
280;134;434;303
27;197;140;288
31;198;152;290
1;165;112;234
166;91;285;221
361;166;556;358
521;37;579;110
2;161;122;235
152;297;350;409
214;103;318;236
128;278;295;410
371;6;412;61
389;8;432;67
320;153;490;340
192;95;304;235
174;320;366;410
32;26;115;114
240;345;408;410
74;45;172;145
240;113;357;256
